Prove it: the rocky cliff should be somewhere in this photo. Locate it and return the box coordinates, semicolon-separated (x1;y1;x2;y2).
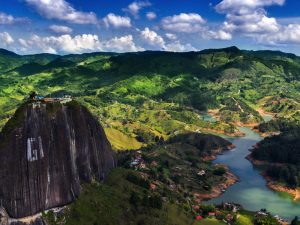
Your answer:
0;100;116;220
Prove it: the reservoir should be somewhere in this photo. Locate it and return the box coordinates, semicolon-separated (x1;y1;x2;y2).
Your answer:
206;126;300;219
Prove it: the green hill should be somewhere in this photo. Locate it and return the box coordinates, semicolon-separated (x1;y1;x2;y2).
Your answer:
0;47;299;149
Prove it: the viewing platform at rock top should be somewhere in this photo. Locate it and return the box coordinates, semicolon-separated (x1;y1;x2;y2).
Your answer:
32;94;73;104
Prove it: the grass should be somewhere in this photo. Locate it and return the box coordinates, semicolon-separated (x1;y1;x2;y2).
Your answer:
236;211;255;225
236;214;254;225
197;218;225;225
104;127;143;150
55;168;199;225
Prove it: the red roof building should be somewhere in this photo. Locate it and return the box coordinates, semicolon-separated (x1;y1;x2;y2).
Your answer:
195;215;203;221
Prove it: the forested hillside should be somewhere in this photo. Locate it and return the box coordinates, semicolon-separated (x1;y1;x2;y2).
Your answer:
252;126;300;188
0;46;299;149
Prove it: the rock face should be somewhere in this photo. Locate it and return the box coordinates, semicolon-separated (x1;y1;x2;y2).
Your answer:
0;101;116;219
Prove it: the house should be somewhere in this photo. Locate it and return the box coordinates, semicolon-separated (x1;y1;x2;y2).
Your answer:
44;98;56;103
193;193;201;199
138;163;146;169
195;215;203;221
192;205;200;210
215;211;223;217
256;210;268;217
197;170;206;176
208;212;216;217
222;202;241;212
130;160;139;167
151;161;158;167
150;183;157;190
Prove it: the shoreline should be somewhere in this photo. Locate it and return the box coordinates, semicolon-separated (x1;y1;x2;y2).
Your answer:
247;155;300;201
196;144;238;202
265;175;300;202
194;169;239;202
202;143;236;161
257;108;276;118
201;127;245;137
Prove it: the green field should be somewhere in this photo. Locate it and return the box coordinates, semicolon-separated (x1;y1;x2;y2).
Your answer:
197;218;225;225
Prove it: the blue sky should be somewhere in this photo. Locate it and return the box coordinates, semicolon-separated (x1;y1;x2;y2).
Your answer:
1;0;300;55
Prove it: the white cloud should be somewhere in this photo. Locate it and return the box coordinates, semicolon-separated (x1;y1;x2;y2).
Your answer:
165;33;177;40
25;0;98;24
103;13;131;28
224;9;280;34
146;12;156;20
208;30;232;40
161;13;206;33
258;24;300;45
215;0;281;36
216;0;285;14
213;0;300;46
103;35;144;52
123;1;151;18
18;38;29;48
0;12;29;25
19;34;101;54
49;25;73;34
141;27;165;48
17;34;144;54
164;41;197;52
0;32;14;46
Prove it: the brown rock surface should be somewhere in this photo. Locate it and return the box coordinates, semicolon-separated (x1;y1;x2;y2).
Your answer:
0;101;116;219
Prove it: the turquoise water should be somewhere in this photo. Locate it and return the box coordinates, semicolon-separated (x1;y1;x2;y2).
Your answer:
262;114;273;122
206;127;300;220
200;113;216;122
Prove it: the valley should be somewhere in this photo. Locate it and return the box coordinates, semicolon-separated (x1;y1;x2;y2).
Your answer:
0;47;300;224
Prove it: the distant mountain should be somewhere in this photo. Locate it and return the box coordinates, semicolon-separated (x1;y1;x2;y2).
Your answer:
0;48;20;57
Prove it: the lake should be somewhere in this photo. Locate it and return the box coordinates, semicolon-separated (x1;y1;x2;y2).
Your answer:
206;126;300;220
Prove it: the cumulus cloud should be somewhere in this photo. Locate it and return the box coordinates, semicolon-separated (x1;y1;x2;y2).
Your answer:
215;0;281;36
103;13;131;28
103;35;144;52
18;34;101;54
207;30;232;40
257;24;300;45
216;0;285;14
0;12;29;25
18;38;29;48
165;33;177;40
161;13;206;33
17;34;144;54
123;1;151;18
213;0;300;46
140;27;165;48
25;0;98;24
164;41;197;52
0;32;14;46
49;25;73;34
146;12;156;20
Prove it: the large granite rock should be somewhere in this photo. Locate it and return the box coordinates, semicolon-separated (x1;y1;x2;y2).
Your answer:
0;101;116;219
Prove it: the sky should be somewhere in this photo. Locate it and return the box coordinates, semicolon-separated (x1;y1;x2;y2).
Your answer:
1;0;300;55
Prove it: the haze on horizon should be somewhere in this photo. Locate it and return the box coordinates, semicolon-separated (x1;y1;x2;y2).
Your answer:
1;0;300;55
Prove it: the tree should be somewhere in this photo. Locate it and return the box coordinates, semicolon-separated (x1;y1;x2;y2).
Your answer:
130;191;140;207
29;91;37;100
213;166;226;176
291;216;300;225
255;215;280;225
149;194;162;209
